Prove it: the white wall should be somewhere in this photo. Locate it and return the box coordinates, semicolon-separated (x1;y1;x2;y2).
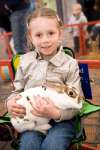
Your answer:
43;0;57;10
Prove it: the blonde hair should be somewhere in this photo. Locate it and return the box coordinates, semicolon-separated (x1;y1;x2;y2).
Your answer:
26;7;63;51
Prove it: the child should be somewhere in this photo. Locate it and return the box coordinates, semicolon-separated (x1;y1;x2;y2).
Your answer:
68;3;88;52
6;7;82;150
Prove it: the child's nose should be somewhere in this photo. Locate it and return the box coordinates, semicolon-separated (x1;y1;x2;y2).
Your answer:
42;35;50;43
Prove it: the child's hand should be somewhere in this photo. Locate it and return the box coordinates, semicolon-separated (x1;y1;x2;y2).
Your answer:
7;95;26;118
30;95;61;120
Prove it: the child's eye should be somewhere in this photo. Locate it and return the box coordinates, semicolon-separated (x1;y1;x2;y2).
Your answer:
48;32;54;35
36;33;42;37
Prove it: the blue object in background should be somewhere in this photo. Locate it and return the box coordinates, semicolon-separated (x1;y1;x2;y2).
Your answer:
29;0;35;10
79;63;92;100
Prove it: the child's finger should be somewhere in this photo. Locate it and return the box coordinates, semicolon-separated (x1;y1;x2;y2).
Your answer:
15;94;22;100
43;97;54;106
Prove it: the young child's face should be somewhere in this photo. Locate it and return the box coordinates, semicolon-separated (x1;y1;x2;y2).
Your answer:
29;17;62;56
73;6;81;19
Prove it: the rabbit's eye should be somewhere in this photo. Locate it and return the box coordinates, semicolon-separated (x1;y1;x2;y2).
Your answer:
68;90;77;98
65;88;77;98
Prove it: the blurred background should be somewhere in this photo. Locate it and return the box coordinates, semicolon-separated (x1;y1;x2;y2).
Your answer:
0;0;100;149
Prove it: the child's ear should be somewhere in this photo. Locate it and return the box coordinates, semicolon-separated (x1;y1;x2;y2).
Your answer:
28;31;32;43
59;27;64;41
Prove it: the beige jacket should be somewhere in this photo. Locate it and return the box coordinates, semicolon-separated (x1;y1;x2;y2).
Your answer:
8;47;82;121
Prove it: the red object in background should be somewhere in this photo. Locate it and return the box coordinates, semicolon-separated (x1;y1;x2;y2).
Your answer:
0;59;14;81
64;20;100;56
81;144;100;150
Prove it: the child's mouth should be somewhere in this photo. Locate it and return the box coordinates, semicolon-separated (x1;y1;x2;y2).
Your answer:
41;46;51;49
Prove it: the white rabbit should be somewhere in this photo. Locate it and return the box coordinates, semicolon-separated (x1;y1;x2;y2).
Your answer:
11;84;82;133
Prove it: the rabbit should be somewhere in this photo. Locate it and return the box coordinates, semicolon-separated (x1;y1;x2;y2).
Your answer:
11;83;82;133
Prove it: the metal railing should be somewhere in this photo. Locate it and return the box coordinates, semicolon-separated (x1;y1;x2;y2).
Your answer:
64;20;100;56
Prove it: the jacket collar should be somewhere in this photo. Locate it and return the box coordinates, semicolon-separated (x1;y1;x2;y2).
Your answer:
35;46;67;67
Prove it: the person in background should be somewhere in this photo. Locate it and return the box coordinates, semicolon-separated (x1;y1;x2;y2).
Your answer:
0;0;31;53
78;0;100;33
0;1;11;32
68;3;88;53
9;0;36;54
6;7;82;150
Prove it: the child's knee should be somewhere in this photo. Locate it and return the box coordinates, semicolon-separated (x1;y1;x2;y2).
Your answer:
41;138;67;150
